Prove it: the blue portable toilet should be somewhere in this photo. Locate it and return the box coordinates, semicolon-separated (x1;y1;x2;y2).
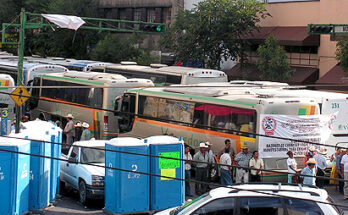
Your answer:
105;137;150;214
0;135;30;215
146;136;184;211
22;121;62;203
19;128;52;210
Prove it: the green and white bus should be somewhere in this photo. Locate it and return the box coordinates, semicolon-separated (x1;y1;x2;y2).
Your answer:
116;86;320;181
29;71;154;139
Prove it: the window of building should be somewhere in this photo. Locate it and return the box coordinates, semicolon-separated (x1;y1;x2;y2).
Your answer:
147;8;156;23
284;46;318;54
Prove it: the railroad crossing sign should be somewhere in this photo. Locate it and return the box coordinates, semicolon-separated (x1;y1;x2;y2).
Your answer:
10;86;31;106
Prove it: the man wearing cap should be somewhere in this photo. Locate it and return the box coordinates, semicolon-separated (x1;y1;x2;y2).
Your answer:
301;158;317;186
313;148;327;188
205;142;216;188
64;114;74;146
235;146;252;183
337;148;346;194
74;122;82;141
193;143;209;195
341;149;348;200
80;122;91;141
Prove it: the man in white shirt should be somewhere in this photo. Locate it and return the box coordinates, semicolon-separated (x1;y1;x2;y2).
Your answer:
287;150;297;183
341;150;348;200
63;114;74;147
313;148;327;188
220;147;232;185
193;143;209;195
184;145;192;197
249;151;264;182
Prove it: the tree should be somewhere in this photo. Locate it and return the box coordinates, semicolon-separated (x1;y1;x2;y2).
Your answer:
256;34;294;81
160;0;268;69
90;33;147;64
336;37;348;76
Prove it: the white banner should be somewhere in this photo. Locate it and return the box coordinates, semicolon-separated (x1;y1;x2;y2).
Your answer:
258;114;336;158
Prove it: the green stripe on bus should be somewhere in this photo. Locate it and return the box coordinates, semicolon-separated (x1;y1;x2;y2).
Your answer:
129;89;256;107
38;74;105;85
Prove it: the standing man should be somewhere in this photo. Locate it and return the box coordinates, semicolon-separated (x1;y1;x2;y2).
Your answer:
301;158;317;186
220;147;232;185
235;146;252;183
218;139;235;158
313;148;327;188
184;145;192;197
205;142;215;186
80;122;91;141
64;114;74;147
249;151;264;182
341;149;348;200
287;150;297;183
337;148;346;194
193;143;209;195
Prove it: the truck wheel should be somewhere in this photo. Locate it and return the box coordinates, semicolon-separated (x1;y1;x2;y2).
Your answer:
78;180;88;205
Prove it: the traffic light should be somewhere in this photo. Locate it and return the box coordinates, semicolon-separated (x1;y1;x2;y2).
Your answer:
308;24;333;34
140;24;163;33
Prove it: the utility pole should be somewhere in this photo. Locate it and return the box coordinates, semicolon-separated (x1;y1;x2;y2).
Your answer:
15;8;26;133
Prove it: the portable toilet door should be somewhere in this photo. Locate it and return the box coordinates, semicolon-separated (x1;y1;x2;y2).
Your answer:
105;137;150;214
146;135;184;211
0;135;31;215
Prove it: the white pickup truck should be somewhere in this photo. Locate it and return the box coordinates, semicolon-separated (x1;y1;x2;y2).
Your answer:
60;140;106;204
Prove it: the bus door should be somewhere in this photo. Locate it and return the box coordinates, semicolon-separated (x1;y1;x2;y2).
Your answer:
115;93;136;133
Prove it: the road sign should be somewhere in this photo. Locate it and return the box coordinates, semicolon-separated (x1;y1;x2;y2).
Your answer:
10;86;31;107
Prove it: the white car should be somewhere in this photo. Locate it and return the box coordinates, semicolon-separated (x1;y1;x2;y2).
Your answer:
60;140;106;204
155;184;341;215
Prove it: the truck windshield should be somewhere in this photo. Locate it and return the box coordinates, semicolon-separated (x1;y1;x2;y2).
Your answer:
80;147;105;164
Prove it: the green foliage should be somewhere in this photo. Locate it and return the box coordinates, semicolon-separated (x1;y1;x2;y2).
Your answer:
90;34;146;63
336;37;348;76
161;0;268;69
256;34;294;81
25;0;100;59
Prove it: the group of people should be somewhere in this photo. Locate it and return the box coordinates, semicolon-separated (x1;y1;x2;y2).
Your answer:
184;139;264;197
330;147;348;200
287;147;328;188
63;114;91;146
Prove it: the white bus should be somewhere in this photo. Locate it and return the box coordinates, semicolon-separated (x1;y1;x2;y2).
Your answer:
0;60;68;87
247;87;348;156
115;86;320;181
29;71;154;139
92;62;228;86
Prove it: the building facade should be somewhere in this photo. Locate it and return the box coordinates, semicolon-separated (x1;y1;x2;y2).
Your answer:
228;0;348;86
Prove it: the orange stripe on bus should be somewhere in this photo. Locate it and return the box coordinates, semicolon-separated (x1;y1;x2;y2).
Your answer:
134;117;242;139
310;106;315;115
40;97;102;112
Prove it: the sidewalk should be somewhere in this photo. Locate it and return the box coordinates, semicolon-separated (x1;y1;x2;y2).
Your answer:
324;185;348;214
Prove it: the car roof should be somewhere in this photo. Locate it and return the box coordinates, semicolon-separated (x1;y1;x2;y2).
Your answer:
73;140;107;147
209;183;328;202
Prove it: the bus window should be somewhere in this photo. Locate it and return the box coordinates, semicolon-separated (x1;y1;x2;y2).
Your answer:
193;104;256;136
88;88;103;108
166;75;181;85
138;96;194;124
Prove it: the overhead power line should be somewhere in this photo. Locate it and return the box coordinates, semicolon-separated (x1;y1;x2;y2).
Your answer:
0;145;346;210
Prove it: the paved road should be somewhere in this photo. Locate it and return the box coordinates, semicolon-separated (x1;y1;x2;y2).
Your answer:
42;185;348;215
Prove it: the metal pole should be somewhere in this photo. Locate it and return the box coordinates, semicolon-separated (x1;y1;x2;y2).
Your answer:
16;8;26;133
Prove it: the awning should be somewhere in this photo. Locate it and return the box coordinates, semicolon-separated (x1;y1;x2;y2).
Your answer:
244;27;320;46
225;63;319;85
315;65;348;91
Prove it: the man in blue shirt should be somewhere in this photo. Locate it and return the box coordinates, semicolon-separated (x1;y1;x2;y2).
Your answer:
301;158;317;186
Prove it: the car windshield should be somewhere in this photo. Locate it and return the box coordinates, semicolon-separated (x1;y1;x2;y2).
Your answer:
80;147;105;164
173;193;211;215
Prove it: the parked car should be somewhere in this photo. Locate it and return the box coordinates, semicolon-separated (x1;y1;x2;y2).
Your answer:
155;183;341;215
60;140;106;204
